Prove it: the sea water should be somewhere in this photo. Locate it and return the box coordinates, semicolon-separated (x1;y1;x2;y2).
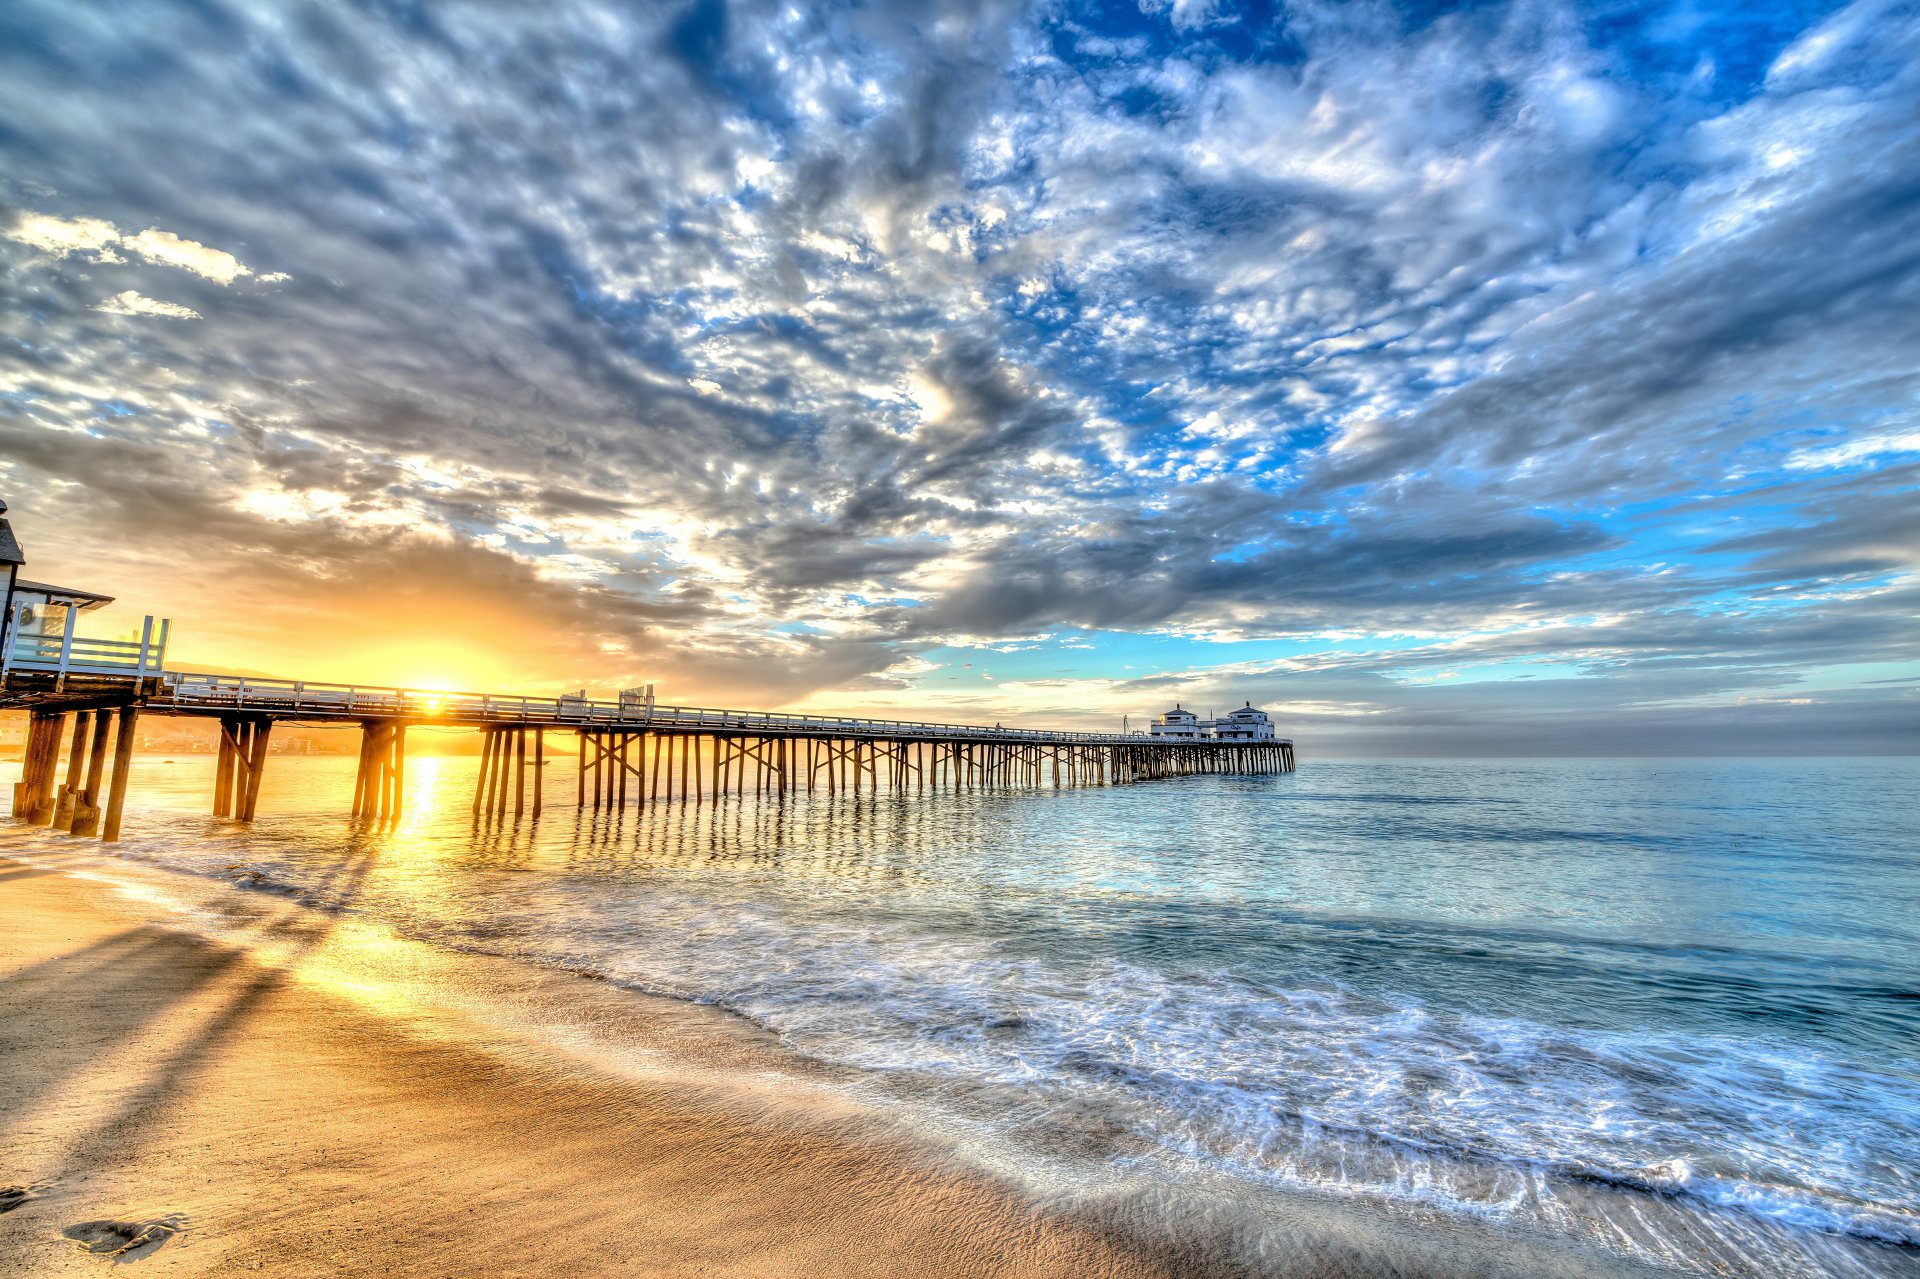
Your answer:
10;753;1919;1275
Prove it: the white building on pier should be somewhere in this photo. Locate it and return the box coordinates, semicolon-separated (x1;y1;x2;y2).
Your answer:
1148;701;1278;742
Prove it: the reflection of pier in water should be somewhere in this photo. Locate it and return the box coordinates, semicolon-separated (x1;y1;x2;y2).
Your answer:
539;783;1159;884
2;504;1294;844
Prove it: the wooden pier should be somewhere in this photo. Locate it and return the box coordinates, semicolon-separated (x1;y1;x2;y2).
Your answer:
2;507;1294;842
5;669;1295;840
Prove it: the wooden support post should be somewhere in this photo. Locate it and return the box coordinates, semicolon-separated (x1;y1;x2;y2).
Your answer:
618;733;631;811
378;726;394;820
9;717;33;819
601;733;614;811
70;711;115;836
590;733;603;810
100;706;139;843
240;718;271;820
375;726;393;820
599;732;613;811
393;724;409;817
54;710;90;830
34;713;65;823
222;720;242;818
11;714;37;819
515;728;528;817
352;725;371;817
585;731;597;812
231;720;250;815
28;713;55;817
484;728;504;816
474;730;495;815
533;728;545;816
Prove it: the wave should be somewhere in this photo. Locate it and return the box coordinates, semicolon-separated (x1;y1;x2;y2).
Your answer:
49;758;1920;1278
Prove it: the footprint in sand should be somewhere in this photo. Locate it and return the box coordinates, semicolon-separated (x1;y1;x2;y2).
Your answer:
63;1214;188;1260
1;1184;48;1214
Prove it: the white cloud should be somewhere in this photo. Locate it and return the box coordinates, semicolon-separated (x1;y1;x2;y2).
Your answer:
123;227;251;283
93;289;201;319
4;212;124;262
4;210;256;283
1766;0;1891;86
1787;427;1920;471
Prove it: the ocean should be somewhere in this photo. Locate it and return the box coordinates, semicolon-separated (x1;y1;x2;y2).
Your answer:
8;752;1918;1276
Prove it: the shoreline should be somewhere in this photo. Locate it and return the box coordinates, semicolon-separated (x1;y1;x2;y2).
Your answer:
2;850;1207;1278
0;842;1671;1277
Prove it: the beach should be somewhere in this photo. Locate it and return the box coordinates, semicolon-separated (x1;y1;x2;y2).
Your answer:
3;837;1713;1279
4;756;1916;1278
0;848;1634;1279
3;850;1229;1278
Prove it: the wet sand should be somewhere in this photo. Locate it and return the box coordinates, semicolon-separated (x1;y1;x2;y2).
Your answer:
0;850;1667;1278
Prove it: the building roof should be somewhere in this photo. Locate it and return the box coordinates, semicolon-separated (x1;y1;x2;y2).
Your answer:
13;579;115;608
0;520;21;567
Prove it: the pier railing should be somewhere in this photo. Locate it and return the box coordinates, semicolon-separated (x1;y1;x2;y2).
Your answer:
158;671;1270;746
4;616;170;679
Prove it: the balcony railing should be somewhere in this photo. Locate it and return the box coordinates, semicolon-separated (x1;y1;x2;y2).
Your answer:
3;616;169;679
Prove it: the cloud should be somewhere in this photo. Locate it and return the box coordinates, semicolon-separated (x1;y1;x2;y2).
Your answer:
122;228;251;283
93;289;201;319
1787;428;1920;472
3;209;258;282
0;0;1913;752
3;211;124;262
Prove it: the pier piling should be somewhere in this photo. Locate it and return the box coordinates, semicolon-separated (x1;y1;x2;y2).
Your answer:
12;685;1294;841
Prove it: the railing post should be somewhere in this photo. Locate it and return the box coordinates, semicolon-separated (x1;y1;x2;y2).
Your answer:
55;603;78;677
135;616;155;676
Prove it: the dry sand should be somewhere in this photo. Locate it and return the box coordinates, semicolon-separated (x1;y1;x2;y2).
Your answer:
1;850;1670;1278
0;854;1218;1278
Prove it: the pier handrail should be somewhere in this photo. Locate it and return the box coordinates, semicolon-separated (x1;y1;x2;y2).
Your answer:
156;670;1289;747
7;616;170;678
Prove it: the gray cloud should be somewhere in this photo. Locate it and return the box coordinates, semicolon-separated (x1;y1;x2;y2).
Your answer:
0;0;1914;750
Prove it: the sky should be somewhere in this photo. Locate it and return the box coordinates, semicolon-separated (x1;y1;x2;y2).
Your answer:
2;0;1916;755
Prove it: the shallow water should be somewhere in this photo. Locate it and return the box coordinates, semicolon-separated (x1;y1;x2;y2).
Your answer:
13;752;1920;1275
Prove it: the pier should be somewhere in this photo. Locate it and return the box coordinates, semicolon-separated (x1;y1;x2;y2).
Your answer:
2;508;1293;842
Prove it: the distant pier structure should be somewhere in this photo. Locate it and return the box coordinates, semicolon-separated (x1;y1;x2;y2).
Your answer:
1;503;1293;841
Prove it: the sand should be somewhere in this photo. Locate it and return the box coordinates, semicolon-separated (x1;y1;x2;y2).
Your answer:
1;848;1679;1279
0;852;1231;1278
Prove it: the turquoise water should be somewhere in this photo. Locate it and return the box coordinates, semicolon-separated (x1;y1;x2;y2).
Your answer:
22;753;1920;1275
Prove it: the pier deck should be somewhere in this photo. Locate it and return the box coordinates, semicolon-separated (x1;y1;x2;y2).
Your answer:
5;663;1294;841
